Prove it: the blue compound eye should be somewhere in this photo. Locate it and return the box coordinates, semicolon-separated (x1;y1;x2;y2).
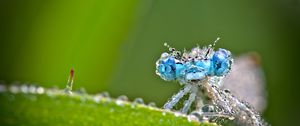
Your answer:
212;49;232;76
175;63;185;78
156;57;181;81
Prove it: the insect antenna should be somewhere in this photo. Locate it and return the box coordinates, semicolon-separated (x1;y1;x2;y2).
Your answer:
205;37;220;58
164;42;181;59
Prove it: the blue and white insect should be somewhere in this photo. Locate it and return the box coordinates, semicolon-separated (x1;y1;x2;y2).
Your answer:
156;38;268;126
156;38;231;84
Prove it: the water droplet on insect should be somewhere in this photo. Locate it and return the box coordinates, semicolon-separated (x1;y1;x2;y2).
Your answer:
251;115;257;120
191;47;200;56
147;102;156;107
161;52;169;58
201;104;216;113
242;116;246;120
224;89;231;93
202;116;209;122
228;116;235;120
169;48;175;52
164;42;168;46
133;98;144;104
189;111;202;121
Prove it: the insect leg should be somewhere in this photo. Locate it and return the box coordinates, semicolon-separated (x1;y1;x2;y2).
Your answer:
195;86;205;111
163;84;192;110
181;86;197;113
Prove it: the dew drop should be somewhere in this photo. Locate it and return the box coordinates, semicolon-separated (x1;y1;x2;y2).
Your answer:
116;100;124;106
133;98;144;104
20;85;29;93
131;98;144;108
64;89;72;95
9;85;20;94
93;94;103;103
174;112;182;117
46;87;59;97
147;102;156;107
116;95;128;106
117;95;128;101
28;85;36;94
76;87;87;94
36;87;45;94
100;91;110;98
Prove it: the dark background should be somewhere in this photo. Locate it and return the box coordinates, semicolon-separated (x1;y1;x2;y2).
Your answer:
0;0;299;125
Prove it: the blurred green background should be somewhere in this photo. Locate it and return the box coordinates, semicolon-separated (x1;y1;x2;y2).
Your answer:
0;0;299;126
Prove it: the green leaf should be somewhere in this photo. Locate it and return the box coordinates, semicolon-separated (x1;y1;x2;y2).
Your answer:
0;86;216;126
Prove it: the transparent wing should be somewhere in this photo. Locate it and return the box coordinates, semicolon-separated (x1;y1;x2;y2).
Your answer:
221;52;267;112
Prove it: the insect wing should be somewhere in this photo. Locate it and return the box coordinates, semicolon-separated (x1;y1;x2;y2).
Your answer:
221;53;267;112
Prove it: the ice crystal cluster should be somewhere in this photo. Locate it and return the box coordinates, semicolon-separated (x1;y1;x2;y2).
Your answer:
156;39;268;126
